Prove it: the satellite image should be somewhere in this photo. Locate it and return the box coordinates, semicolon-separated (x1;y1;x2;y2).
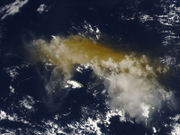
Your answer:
0;0;180;134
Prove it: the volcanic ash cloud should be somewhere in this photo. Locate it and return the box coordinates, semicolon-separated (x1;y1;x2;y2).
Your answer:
29;35;174;120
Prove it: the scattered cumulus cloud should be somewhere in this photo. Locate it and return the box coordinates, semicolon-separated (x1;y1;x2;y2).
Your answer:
37;4;48;14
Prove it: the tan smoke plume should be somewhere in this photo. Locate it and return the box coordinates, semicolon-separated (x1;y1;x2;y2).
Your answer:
29;35;173;120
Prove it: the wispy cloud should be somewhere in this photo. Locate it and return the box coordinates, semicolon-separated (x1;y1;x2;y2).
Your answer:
0;0;29;20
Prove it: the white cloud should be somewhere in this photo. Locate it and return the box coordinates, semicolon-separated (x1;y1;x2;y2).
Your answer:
0;0;29;20
37;4;48;14
19;95;35;110
65;80;83;89
139;14;154;23
169;114;180;135
0;110;7;120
